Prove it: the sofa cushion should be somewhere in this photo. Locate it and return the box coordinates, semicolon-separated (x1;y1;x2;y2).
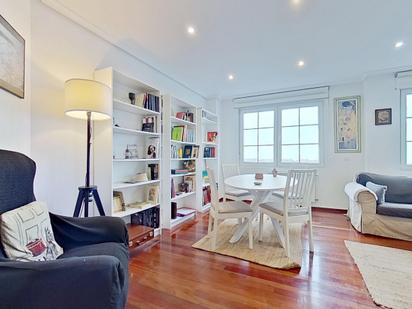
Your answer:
1;201;63;261
366;181;387;204
357;173;412;204
376;202;412;219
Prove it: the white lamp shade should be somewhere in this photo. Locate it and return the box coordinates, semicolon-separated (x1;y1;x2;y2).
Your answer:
64;79;112;120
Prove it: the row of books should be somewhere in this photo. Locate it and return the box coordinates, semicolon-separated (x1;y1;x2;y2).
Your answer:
131;206;160;228
134;93;160;112
204;147;216;158
171;125;195;143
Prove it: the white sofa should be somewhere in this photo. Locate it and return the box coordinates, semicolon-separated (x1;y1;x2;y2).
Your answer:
344;173;412;241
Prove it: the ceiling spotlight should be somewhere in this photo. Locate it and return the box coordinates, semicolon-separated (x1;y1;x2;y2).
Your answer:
228;74;235;80
395;41;404;48
297;60;305;67
187;26;196;35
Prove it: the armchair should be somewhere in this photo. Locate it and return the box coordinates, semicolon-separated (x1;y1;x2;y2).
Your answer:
0;149;129;309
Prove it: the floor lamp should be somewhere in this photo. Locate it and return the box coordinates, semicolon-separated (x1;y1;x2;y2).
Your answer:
64;79;112;217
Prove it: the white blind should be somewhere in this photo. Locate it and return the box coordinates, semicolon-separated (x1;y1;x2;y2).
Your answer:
233;86;329;108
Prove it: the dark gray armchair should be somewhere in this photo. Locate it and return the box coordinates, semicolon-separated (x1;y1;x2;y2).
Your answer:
0;149;129;309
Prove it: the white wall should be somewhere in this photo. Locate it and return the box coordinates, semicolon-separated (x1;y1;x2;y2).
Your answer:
30;1;205;215
0;0;31;155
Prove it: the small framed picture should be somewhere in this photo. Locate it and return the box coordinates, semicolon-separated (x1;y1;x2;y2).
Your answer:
375;108;392;126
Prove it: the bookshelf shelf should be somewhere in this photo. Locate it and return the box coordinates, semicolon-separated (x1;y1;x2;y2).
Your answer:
112;203;159;218
203;142;217;146
171;158;196;161
204;157;217;160
170;172;196;178
171;191;196;202
113;126;160;137
170;116;196;126
171;212;196;228
171;140;198;146
113;98;160;116
113;180;160;190
113;158;160;162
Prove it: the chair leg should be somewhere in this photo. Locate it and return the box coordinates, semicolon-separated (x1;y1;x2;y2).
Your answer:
211;216;219;250
308;217;314;253
258;211;264;242
284;220;290;257
208;215;213;235
248;218;253;249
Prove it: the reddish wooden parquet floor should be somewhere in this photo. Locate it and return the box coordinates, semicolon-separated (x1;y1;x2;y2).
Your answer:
127;208;412;308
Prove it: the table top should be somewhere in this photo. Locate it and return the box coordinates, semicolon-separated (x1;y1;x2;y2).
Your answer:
224;174;287;191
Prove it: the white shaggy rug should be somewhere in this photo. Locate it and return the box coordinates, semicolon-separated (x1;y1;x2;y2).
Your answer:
345;240;412;309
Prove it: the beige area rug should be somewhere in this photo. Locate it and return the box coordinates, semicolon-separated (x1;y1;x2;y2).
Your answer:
192;217;303;269
345;241;412;309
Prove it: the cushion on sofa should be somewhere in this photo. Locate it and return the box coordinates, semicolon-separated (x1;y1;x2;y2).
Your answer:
366;181;387;204
376;202;412;219
0;201;63;261
357;173;412;204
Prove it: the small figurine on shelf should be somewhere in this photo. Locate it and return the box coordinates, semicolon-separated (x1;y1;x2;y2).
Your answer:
129;92;136;105
186;110;194;122
125;145;131;159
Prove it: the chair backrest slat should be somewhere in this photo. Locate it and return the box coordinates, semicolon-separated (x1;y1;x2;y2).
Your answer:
207;168;220;212
283;169;316;216
222;164;240;180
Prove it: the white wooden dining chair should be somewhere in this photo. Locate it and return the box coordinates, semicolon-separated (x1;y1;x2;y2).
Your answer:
222;164;252;202
258;169;316;257
207;168;254;250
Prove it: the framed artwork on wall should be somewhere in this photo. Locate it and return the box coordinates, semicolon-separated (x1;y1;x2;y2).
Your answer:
375;108;392;125
0;15;25;98
334;96;361;153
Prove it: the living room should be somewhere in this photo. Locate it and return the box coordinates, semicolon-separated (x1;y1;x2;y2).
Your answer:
1;1;412;308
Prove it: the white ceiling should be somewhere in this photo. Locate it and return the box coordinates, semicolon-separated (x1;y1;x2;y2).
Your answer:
45;0;412;99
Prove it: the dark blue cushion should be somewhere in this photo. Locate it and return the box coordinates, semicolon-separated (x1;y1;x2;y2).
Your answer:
377;202;412;219
357;173;412;204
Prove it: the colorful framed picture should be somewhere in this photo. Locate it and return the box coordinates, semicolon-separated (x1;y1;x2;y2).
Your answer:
334;96;361;153
375;108;392;126
0;15;25;98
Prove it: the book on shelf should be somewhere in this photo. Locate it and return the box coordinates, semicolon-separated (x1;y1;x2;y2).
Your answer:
203;147;216;158
175;111;187;120
177;207;196;217
207;132;218;143
171;125;195;143
182;145;199;158
147;163;159;180
131;206;160;228
171;169;190;174
203;186;211;205
171;144;184;159
135;93;160;112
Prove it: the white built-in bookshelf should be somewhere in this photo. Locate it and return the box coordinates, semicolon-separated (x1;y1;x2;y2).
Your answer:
93;68;220;232
161;95;199;229
197;108;219;212
94;67;162;235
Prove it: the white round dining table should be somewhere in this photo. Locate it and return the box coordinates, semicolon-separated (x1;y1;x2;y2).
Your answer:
224;174;288;243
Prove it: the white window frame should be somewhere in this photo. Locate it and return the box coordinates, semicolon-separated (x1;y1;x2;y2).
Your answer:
401;88;412;167
240;106;276;164
239;100;324;167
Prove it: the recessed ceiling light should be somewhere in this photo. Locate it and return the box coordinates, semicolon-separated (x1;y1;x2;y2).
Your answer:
297;60;305;67
395;41;404;48
228;74;235;80
187;26;196;35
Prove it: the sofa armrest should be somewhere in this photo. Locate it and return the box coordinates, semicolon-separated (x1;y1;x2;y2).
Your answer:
344;182;377;202
50;213;128;250
0;256;126;309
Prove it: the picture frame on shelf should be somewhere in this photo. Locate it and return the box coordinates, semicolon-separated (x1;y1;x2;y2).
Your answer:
146;186;159;204
113;191;125;212
183;145;193;158
334;96;361;153
146;137;159;159
375;108;392;126
207;132;218;143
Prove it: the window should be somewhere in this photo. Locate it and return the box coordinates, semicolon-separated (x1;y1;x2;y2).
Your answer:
401;89;412;165
240;102;321;165
242;110;274;163
280;106;320;164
